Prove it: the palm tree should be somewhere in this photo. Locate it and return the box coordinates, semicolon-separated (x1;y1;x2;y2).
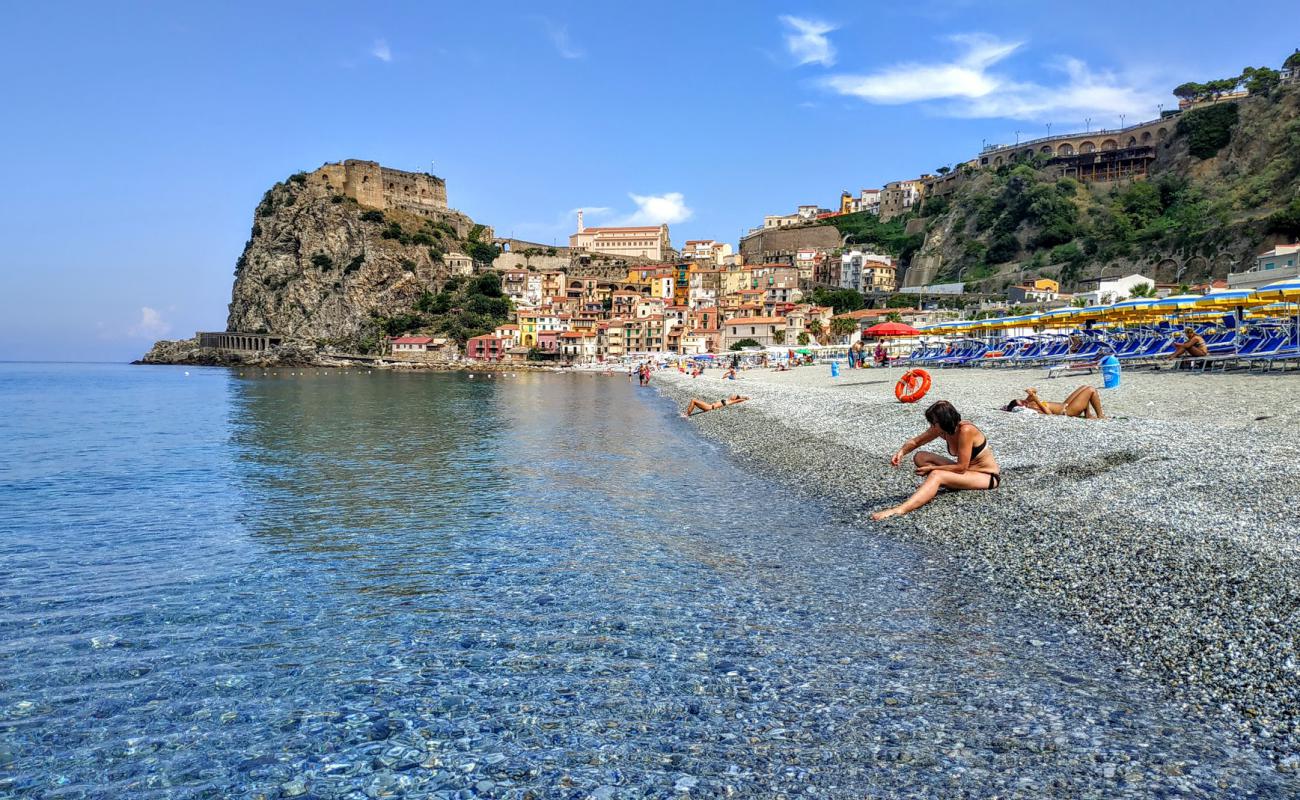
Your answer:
1128;281;1156;298
829;316;858;341
806;320;826;345
772;329;786;345
1072;297;1088;308
886;311;903;323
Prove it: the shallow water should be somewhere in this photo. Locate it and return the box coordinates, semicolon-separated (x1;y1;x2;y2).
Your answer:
0;363;1290;798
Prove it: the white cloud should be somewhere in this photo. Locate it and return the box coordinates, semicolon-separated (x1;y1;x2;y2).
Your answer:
541;19;584;59
779;15;837;67
615;192;693;226
371;39;392;63
823;33;1160;122
128;307;170;339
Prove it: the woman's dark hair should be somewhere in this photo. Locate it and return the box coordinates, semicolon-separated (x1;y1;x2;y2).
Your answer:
1004;399;1020;412
924;400;961;434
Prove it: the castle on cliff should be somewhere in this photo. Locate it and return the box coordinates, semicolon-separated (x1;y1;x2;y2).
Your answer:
316;159;450;218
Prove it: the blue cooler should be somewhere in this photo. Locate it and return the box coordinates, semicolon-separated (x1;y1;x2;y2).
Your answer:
1101;354;1121;389
830;360;840;378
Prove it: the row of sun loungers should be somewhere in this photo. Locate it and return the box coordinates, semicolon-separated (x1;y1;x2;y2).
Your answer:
895;322;1300;372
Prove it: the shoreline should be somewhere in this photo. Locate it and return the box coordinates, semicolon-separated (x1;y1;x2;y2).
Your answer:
656;364;1300;769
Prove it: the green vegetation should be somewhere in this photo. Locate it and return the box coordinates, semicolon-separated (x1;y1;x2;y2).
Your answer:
796;332;811;346
1268;196;1300;237
808;286;865;312
310;253;334;270
886;293;914;308
1177;102;1240;159
344;254;364;274
730;338;761;350
369;271;513;349
828;211;923;262
465;224;500;264
359;209;385;223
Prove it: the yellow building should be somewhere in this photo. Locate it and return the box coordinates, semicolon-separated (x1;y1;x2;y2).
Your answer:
516;310;539;347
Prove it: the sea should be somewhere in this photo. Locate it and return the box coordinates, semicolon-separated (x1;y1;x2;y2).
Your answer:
0;363;1291;798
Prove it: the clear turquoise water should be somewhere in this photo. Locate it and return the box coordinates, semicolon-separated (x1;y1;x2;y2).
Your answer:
0;363;1289;798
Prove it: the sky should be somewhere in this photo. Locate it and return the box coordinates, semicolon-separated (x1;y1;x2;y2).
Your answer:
2;1;1296;362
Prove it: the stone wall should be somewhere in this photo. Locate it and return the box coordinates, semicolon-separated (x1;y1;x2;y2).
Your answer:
739;225;843;262
316;160;448;214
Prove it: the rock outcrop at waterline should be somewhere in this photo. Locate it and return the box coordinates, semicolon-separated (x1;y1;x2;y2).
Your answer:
134;337;321;366
141;161;492;364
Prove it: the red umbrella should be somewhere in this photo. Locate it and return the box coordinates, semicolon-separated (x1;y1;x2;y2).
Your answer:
862;321;921;337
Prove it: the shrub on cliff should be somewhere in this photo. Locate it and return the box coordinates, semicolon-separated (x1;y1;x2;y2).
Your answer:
311;253;334;270
359;210;385;223
1177;103;1240;159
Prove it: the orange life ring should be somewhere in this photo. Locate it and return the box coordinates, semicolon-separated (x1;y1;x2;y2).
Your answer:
894;368;931;403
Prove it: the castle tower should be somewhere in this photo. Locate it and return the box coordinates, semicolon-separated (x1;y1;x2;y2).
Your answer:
576;209;585;233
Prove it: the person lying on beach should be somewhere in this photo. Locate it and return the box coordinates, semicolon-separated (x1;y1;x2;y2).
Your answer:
1005;386;1105;419
871;400;1000;521
1170;327;1207;361
683;395;749;417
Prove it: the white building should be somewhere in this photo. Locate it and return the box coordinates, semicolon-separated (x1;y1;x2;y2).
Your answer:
568;210;672;260
681;239;734;265
723;316;786;349
1073;274;1156;306
839;250;895;294
1228;244;1300;289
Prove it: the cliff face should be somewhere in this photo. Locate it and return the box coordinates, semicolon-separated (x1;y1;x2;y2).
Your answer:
907;83;1300;291
225;168;478;350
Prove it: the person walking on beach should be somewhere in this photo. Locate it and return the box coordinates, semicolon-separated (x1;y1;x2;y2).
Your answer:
1005;386;1105;419
871;400;1000;521
848;341;862;369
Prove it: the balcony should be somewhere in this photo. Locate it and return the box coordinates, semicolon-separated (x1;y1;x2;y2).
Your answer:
1228;262;1300;290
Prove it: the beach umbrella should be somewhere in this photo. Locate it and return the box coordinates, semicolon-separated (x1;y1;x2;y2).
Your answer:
1195;289;1269;309
862;321;923;337
1254;278;1300;334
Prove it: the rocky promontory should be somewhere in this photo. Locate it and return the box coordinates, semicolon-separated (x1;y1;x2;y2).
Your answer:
142;160;502;365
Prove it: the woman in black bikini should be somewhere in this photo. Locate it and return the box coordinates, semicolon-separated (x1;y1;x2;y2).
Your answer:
871;400;1000;520
683;395;749;417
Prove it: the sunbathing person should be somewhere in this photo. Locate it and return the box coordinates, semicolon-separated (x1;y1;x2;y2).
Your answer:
1005;386;1105;419
683;395;749;417
1170;327;1207;361
871;400;1000;521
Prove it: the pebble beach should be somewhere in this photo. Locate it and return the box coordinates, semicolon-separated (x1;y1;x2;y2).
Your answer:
658;362;1300;770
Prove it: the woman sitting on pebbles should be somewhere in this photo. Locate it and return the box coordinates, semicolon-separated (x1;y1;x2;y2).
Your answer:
682;395;749;417
1005;386;1104;419
871;400;1000;521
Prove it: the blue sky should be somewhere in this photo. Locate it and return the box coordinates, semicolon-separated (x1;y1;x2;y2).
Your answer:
2;1;1296;361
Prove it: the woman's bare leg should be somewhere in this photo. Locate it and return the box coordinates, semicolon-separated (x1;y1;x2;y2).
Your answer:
913;451;954;474
872;470;997;520
684;399;714;417
1062;386;1104;418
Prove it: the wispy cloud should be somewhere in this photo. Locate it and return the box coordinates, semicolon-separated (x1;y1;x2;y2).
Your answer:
541;19;584;60
371;38;392;63
614;193;693;226
779;15;837;67
822;33;1160;121
128;307;170;339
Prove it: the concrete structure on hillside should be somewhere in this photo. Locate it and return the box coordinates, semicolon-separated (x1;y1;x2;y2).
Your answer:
879;178;928;222
569;211;673;260
1228;243;1300;289
739;225;842;269
317;160;448;214
681;239;733;264
197;332;284;352
839;250;896;296
975;118;1174;168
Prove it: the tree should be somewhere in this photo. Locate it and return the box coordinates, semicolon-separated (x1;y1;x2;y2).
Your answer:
1072;296;1088;308
936;166;951;175
797;332;810;346
1285;50;1300;71
772;329;786;345
1128;281;1156;298
730;338;760;351
1173;81;1204;102
886;311;902;323
1242;66;1280;95
886;293;914;308
829;316;858;340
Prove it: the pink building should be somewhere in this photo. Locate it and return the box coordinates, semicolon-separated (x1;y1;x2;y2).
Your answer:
466;335;508;361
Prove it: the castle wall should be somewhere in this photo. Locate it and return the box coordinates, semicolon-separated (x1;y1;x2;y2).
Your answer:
317;160;449;213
